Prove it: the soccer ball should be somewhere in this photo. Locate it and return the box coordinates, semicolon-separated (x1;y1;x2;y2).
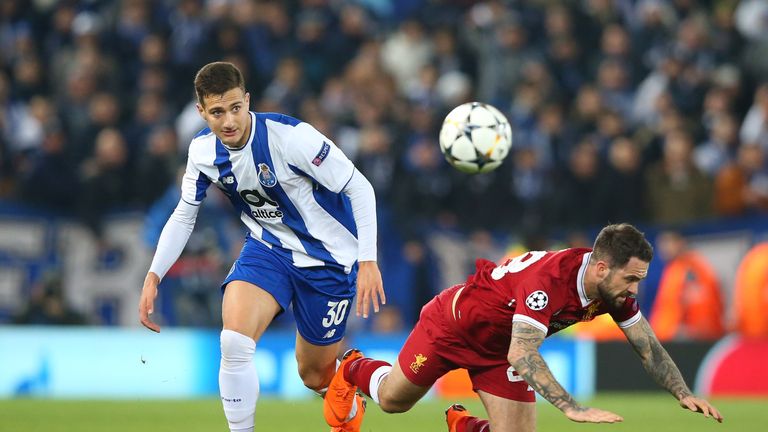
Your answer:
438;102;513;174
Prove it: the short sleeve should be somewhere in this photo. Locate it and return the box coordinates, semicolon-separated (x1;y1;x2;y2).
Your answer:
180;156;211;205
284;122;355;193
511;279;565;334
610;297;642;328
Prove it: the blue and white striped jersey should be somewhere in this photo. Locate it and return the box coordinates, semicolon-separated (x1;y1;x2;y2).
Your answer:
181;112;359;272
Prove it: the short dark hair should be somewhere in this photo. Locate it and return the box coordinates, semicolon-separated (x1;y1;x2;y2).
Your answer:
194;62;245;107
591;223;654;267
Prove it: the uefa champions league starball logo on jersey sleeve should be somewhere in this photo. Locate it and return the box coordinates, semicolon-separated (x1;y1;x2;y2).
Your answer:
525;290;549;311
258;163;277;187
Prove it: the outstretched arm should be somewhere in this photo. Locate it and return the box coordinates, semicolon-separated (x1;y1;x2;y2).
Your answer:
621;316;723;422
508;321;622;423
140;198;199;332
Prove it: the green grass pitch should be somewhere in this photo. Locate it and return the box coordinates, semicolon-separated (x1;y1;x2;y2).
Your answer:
0;393;763;431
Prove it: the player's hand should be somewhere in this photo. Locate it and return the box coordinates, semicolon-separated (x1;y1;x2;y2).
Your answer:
679;395;723;423
563;406;623;423
139;272;161;333
356;261;385;318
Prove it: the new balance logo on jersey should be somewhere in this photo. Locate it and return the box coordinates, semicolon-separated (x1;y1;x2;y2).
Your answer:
221;176;235;184
322;329;336;339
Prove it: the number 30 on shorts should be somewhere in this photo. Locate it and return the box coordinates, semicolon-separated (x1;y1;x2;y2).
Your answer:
322;300;350;328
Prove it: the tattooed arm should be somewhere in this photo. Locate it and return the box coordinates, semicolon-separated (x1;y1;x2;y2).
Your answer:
508;320;623;423
621;316;692;397
621;316;723;422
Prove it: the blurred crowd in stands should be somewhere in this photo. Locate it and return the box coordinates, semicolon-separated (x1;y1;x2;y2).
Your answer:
2;0;768;337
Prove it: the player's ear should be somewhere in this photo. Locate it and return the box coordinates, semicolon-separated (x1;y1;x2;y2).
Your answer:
595;260;610;277
244;92;250;106
196;102;205;118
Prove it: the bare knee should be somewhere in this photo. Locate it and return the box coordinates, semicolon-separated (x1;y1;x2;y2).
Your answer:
297;363;333;391
298;369;329;391
379;394;415;414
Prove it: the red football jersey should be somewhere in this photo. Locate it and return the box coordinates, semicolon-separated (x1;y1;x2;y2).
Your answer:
448;248;641;358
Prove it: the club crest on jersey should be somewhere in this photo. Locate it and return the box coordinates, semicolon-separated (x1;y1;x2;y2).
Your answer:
525;290;549;311
312;141;331;166
410;354;427;374
257;163;277;187
582;301;601;321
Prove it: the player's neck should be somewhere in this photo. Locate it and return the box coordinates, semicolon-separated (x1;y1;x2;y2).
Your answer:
582;265;599;302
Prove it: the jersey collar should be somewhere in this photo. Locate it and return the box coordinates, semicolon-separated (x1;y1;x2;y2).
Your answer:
576;252;592;307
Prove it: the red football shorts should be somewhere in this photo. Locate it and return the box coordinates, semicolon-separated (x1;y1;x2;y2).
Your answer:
397;284;536;402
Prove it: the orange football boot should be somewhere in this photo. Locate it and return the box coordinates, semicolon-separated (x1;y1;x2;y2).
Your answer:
330;393;366;432
445;404;471;432
324;349;364;427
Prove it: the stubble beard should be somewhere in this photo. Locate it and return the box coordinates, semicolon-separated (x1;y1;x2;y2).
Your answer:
596;276;625;311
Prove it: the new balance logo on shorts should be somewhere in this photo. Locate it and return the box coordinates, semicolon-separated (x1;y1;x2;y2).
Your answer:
322;329;336;339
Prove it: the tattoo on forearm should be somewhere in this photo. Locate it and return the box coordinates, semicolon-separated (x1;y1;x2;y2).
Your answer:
509;322;584;412
625;318;692;399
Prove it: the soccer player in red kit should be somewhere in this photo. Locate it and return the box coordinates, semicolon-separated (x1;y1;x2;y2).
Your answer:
324;224;723;432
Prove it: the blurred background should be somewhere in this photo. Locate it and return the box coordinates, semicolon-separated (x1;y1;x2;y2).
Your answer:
0;0;766;423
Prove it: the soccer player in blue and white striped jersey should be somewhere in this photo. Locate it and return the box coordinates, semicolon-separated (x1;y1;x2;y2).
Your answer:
138;62;384;432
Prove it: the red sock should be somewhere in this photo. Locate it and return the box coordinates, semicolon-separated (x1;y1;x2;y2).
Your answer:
456;416;490;432
344;357;391;398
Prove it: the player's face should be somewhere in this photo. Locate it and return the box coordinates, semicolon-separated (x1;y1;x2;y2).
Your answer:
596;257;649;309
197;88;251;148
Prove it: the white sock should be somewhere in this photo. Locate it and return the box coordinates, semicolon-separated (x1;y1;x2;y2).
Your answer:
219;329;258;432
369;365;392;405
